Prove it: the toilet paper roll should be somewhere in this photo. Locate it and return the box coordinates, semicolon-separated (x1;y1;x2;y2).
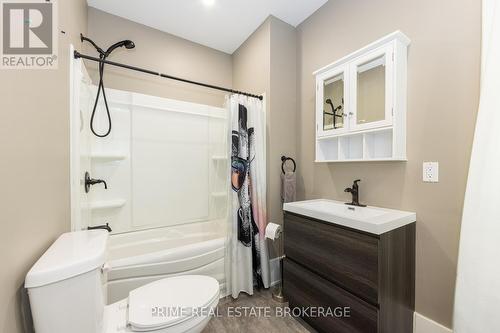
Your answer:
265;223;282;240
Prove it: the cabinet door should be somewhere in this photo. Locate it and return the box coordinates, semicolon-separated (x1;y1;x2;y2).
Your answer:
284;259;378;333
284;213;379;304
316;64;349;137
349;45;394;131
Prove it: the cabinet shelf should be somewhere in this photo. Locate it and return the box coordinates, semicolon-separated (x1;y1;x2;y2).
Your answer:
316;128;406;163
317;125;393;140
316;158;407;163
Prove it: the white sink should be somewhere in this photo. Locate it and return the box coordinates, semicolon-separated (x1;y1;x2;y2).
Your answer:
283;199;416;235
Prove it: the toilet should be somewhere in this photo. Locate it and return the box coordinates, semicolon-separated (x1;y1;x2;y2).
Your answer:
25;230;220;333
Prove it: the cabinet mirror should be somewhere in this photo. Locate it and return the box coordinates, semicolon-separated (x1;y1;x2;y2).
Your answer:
323;73;345;131
356;55;386;125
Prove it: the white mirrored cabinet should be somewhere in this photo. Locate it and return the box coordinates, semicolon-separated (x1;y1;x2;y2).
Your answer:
315;31;410;162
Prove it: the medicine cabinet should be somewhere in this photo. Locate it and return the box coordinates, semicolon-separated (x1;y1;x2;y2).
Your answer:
315;31;410;162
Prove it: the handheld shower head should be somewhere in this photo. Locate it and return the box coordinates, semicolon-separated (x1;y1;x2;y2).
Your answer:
79;34;136;138
105;40;136;56
124;40;136;49
80;34;135;57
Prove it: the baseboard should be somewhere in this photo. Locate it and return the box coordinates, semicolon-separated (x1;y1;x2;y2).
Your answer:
270;257;281;287
414;312;452;333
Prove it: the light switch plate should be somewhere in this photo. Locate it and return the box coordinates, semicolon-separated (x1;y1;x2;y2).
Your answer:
423;162;439;182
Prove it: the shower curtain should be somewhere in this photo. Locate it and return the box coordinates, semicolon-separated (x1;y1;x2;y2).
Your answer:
454;0;500;331
225;94;270;298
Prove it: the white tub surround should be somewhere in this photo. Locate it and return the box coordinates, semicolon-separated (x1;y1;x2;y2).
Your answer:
69;60;231;306
70;63;229;235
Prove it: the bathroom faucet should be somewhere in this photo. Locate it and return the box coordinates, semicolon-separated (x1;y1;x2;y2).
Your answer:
84;172;108;193
344;179;366;207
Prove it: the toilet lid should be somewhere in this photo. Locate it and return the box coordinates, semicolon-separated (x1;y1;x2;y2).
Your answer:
128;275;219;331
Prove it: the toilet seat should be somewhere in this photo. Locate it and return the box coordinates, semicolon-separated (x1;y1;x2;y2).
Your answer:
127;275;219;332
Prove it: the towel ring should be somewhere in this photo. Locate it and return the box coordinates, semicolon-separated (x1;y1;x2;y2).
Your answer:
281;156;296;174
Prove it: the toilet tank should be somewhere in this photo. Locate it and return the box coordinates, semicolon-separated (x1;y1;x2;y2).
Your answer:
25;230;108;333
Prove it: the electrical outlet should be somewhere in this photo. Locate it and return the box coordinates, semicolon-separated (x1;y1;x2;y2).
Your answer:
423;162;439;182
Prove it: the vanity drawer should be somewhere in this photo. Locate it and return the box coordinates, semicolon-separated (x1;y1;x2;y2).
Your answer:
284;213;379;304
284;258;378;333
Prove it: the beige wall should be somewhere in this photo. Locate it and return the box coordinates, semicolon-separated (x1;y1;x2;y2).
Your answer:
232;18;271;101
269;18;298;227
0;1;88;332
86;8;233;107
232;17;297;253
296;0;481;327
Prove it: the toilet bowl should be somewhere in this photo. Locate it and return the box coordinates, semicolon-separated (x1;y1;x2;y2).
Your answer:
25;230;220;333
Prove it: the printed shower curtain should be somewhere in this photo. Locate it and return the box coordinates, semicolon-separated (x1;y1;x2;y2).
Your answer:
225;94;270;298
453;0;500;331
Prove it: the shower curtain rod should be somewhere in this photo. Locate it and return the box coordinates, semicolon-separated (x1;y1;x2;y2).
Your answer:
74;51;264;100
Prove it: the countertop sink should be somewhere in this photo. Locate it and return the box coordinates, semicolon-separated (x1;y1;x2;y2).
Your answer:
283;199;416;235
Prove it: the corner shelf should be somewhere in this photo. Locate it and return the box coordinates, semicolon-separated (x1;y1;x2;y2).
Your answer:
210;192;228;198
90;153;128;162
211;156;228;161
88;199;126;210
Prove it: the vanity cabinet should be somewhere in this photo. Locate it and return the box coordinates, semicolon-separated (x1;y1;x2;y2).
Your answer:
315;31;410;162
283;212;415;333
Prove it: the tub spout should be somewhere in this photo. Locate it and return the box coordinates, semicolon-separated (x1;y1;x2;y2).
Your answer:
88;223;112;233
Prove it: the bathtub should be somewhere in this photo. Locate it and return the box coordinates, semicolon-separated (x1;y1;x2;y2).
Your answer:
105;221;226;303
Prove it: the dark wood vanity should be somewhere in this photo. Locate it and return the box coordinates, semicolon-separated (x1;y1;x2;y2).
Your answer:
283;212;415;333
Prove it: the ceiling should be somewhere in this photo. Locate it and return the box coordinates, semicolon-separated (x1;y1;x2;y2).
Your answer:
86;0;328;54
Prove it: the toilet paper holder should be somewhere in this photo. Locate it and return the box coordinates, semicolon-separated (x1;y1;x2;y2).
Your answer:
266;223;286;303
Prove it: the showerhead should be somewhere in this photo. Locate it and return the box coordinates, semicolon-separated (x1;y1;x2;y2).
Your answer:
124;40;136;49
105;40;136;56
80;34;135;58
